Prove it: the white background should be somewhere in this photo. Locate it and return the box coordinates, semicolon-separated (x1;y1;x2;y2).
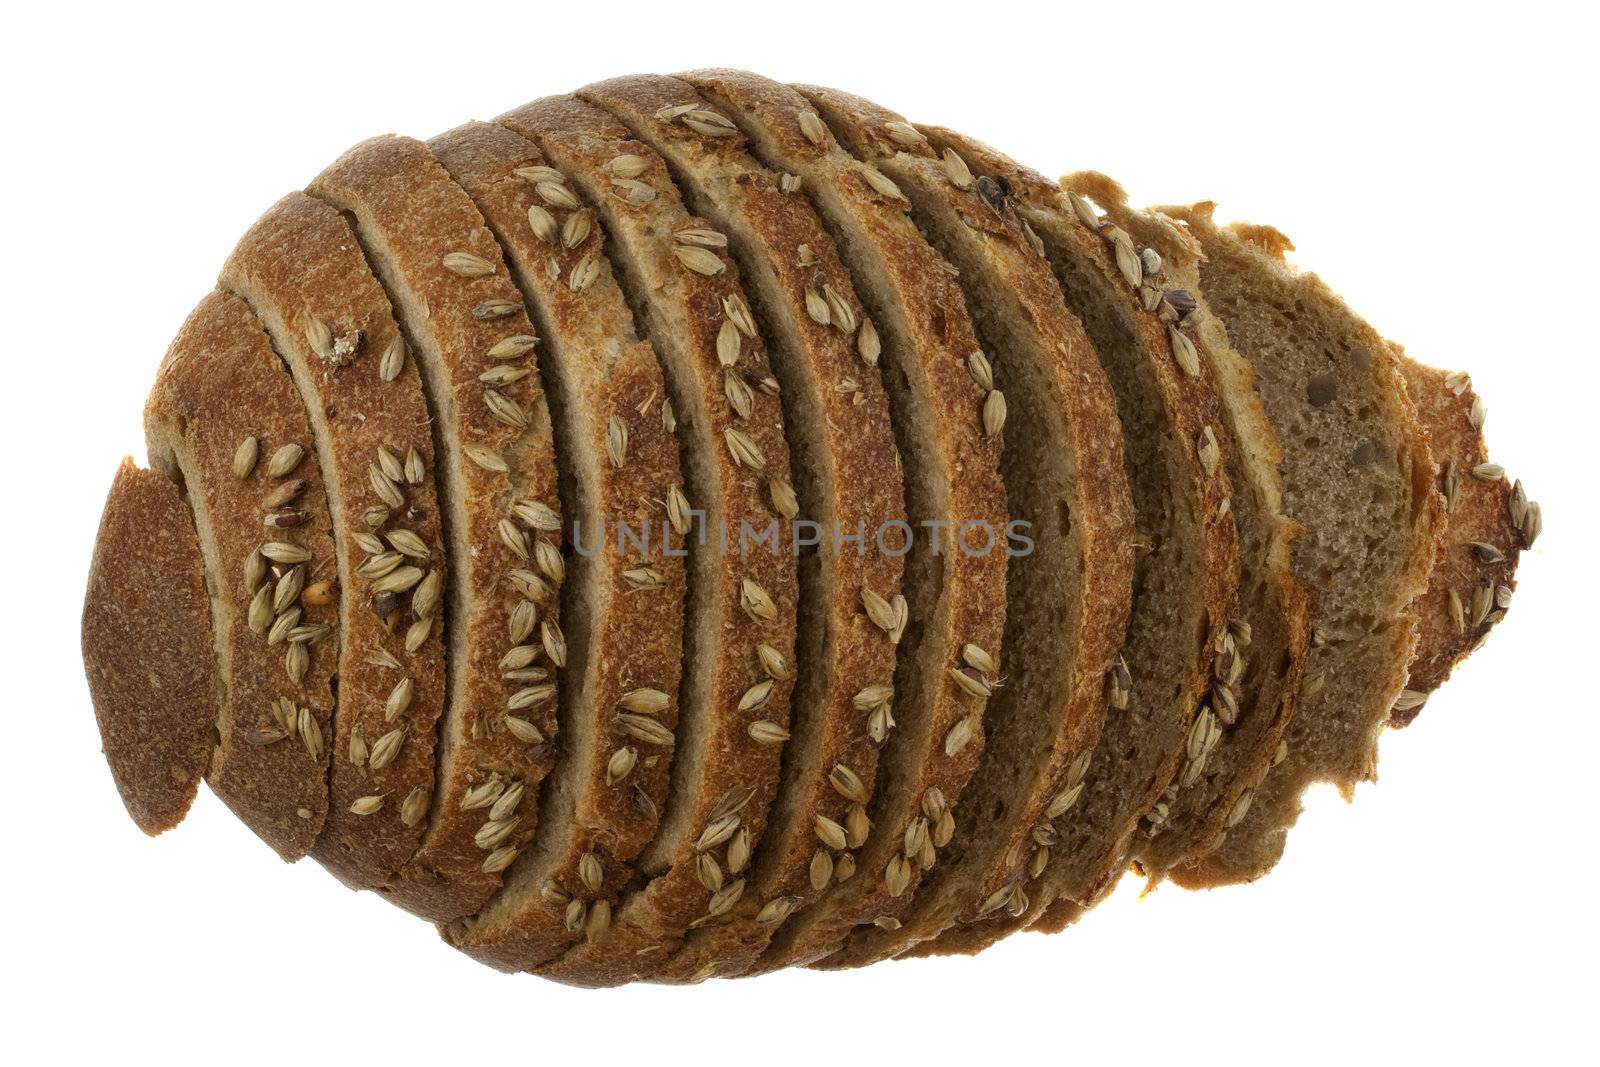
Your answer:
2;1;1593;1063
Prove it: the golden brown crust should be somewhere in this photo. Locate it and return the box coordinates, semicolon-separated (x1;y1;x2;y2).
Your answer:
896;128;1238;959
490;93;798;987
430;118;687;971
83;458;218;836
303;136;563;920
144;289;340;859
678;69;1009;970
222;192;447;888
788;85;1135;968
1393;360;1524;721
576;74;909;983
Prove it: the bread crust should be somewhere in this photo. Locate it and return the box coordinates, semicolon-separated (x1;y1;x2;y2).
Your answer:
897;129;1238;958
301;137;565;920
222;193;447;888
144;289;341;859
576;74;911;982
83;458;218;835
787;85;1135;968
428;119;687;972
1393;360;1522;719
1056;173;1313;889
490;93;799;987
680;69;1010;970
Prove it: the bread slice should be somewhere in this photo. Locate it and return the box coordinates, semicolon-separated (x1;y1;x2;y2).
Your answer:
428;120;686;971
784;85;1136;967
1157;205;1444;888
578;74;909;982
1050;173;1312;889
491;95;799;987
221;193;447;888
680;69;1009;970
143;289;341;859
897;129;1240;959
84;458;218;835
303;138;563;920
1392;359;1527;722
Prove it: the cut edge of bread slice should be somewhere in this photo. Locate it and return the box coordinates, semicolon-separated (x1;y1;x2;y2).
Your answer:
223;191;448;889
428;118;687;972
142;288;341;859
786;85;1136;970
302;137;567;920
680;69;1008;972
895;126;1239;960
1156;204;1445;889
497;94;799;988
577;73;909;983
1055;172;1314;889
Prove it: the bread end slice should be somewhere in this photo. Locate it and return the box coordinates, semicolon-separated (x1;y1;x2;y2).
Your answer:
83;458;218;835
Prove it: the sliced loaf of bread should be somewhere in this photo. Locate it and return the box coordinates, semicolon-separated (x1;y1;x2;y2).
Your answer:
222;193;447;888
305;137;565;921
788;85;1136;968
682;69;1009;971
1158;205;1444;888
144;289;341;859
430;120;688;971
578;73;909;982
894;127;1239;960
497;94;799;987
1056;173;1312;889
